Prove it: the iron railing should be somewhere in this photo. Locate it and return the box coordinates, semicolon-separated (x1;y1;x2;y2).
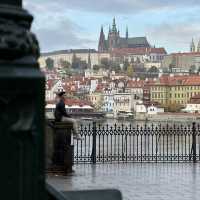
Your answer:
73;122;200;163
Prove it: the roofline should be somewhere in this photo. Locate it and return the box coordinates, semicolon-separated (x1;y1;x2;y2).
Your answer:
41;49;98;57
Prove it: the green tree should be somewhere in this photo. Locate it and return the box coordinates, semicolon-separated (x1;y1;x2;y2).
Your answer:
110;61;121;73
189;65;196;74
123;59;129;71
136;57;141;64
45;57;54;70
162;102;182;112
148;66;158;73
71;53;80;69
127;65;134;77
101;58;110;68
93;65;100;71
148;66;159;78
60;59;71;69
59;59;72;76
197;66;200;73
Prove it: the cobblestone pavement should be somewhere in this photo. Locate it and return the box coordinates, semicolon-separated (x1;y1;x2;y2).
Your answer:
47;163;200;200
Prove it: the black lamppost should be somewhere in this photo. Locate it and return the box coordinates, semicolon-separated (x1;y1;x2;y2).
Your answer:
0;2;122;200
0;1;45;200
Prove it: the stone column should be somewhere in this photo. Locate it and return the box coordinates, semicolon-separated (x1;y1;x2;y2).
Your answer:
0;1;45;200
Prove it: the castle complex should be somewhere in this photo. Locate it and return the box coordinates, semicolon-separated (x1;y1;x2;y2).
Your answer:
98;18;150;52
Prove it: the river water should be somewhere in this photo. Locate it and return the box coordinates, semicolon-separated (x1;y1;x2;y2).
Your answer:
79;118;197;128
73;118;200;164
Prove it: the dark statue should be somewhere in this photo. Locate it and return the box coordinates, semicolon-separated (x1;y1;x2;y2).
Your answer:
1;0;22;6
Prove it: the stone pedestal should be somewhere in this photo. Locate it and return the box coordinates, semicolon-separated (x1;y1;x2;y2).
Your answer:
47;120;74;174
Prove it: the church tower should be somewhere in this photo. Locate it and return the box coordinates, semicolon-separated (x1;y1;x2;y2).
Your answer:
197;39;200;52
190;38;196;52
108;17;120;51
98;26;107;52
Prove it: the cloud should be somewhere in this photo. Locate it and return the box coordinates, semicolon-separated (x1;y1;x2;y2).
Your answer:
24;0;199;14
23;0;200;52
34;19;95;52
24;1;96;52
148;20;200;52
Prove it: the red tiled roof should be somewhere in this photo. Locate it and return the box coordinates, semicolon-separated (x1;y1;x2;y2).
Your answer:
171;52;200;56
46;79;57;90
149;75;200;86
127;80;145;88
111;47;167;56
47;98;91;106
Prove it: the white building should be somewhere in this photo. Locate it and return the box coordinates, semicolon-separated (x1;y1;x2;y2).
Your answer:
102;89;115;113
135;104;164;114
39;49;110;69
147;105;164;115
135;104;147;113
182;103;200;113
46;80;64;101
90;79;98;93
144;62;161;69
85;69;109;79
111;47;167;64
113;93;132;117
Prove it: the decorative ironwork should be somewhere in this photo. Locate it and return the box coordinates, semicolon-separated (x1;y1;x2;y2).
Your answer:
73;122;200;163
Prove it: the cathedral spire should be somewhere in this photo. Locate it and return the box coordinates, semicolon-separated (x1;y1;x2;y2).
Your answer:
100;25;104;34
190;38;196;52
126;26;129;40
98;25;106;52
112;17;117;33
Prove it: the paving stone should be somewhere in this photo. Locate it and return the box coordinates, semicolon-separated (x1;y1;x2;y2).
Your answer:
47;163;200;200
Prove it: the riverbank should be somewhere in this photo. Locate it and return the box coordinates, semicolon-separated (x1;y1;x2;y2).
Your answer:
135;112;200;122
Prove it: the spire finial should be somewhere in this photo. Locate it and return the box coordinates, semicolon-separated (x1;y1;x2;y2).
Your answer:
113;17;116;25
101;25;103;32
112;17;117;32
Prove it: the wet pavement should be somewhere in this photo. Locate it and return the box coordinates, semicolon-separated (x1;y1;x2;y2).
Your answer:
47;163;200;200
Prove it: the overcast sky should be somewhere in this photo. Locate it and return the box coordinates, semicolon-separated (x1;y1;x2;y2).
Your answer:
24;0;200;53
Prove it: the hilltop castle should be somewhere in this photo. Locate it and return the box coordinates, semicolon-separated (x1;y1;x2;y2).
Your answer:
98;18;150;52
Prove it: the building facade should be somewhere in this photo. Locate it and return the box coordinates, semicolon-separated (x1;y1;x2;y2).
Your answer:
111;47;167;64
39;49;110;69
102;89;115;112
162;52;200;70
150;75;200;106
